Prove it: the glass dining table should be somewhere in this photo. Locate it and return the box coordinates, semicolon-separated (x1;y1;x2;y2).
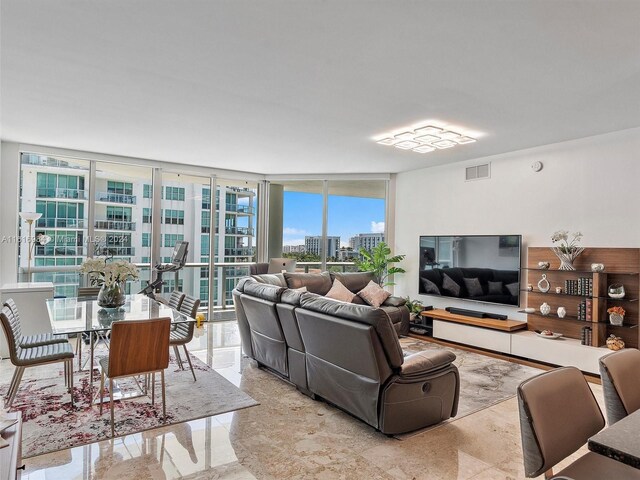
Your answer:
46;294;194;402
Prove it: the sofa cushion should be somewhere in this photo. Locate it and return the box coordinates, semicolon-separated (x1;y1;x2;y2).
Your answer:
382;296;406;308
463;277;484;297
284;272;332;295
280;288;305;306
330;271;375;293
422;278;441;295
243;282;286;303
488;281;504;295
325;280;356;303
505;282;519;296
358;281;391;308
252;273;287;287
442;273;461;297
380;306;402;324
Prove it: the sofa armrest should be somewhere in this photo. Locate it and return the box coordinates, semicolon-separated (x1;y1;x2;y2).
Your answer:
400;350;456;377
382;296;406;307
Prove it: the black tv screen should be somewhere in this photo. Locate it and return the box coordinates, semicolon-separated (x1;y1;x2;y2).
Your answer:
418;235;522;307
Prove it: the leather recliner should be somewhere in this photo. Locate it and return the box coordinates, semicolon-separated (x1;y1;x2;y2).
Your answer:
232;272;460;434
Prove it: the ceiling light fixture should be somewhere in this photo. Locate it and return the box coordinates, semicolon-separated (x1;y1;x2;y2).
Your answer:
373;121;479;154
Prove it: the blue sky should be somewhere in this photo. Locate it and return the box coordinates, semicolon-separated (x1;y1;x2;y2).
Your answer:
282;192;385;246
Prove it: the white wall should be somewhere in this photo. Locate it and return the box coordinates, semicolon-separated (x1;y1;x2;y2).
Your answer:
394;127;640;318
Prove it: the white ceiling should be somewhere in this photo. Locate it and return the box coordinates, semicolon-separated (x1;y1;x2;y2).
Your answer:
2;1;640;175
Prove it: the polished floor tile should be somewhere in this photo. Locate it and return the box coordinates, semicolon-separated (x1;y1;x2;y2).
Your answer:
0;321;606;479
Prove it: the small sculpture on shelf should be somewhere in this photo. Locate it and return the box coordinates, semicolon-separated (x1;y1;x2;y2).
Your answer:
537;274;550;293
557;306;567;318
555;286;563;294
527;284;533;291
606;334;625;351
538;261;550;270
608;284;626;299
540;302;551;316
550;230;584;271
591;263;605;272
607;306;625;326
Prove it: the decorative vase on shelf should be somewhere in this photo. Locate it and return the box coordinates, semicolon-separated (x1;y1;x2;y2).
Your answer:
551;246;585;271
609;313;624;326
97;281;126;308
557;306;567;318
606;335;625;351
540;302;551;316
608;284;626;299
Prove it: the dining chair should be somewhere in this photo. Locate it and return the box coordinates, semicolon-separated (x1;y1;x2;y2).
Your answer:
170;295;200;381
0;306;74;408
599;349;640;425
99;317;171;437
3;298;68;348
517;366;640;479
167;291;185;311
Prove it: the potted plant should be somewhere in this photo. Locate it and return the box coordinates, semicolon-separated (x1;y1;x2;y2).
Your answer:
607;306;626;326
404;297;424;321
80;257;139;308
354;242;406;287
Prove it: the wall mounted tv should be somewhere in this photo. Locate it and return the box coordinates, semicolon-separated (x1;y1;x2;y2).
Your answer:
418;235;522;307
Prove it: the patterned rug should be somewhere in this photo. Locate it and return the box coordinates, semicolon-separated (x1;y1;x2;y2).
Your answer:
3;354;258;458
396;337;542;439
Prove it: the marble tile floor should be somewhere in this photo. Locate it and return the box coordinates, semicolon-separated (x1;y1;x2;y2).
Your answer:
1;321;604;480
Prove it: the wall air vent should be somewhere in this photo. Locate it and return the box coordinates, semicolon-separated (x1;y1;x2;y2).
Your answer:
465;163;491;181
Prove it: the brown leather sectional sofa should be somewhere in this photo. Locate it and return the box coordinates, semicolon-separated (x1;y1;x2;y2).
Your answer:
232;271;460;434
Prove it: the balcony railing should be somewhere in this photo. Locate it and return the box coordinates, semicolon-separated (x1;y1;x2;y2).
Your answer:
95;192;136;204
36;218;85;229
225;226;254;236
99;246;135;256
94;220;136;231
225;204;255;214
36;188;87;200
224;247;254;257
35;245;84;256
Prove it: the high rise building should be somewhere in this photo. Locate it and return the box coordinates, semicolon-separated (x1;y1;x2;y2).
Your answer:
305;235;340;259
19;153;256;306
349;233;385;253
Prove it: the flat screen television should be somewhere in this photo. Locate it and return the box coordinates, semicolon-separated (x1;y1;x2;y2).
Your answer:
418;235;522;307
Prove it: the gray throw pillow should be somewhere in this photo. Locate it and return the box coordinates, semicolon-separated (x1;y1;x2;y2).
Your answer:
442;273;461;297
421;278;441;295
488;281;504;295
505;282;519;296
463;277;483;297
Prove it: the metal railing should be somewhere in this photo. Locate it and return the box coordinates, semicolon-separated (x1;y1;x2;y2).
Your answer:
36;187;87;200
224;247;254;256
36;218;85;228
94;220;136;231
35;245;85;256
225;226;254;235
95;192;137;204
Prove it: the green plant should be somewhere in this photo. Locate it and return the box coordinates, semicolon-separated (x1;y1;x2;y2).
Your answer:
354;242;406;286
404;297;424;315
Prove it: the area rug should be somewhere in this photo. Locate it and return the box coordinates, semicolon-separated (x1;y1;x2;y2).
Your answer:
3;354;259;458
395;337;542;439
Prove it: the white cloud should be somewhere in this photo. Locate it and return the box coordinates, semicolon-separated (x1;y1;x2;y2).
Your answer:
283;227;307;235
371;221;385;233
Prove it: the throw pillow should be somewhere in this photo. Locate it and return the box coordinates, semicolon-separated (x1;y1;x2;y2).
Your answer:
505;282;520;297
357;280;391;308
283;271;332;295
325;280;356;303
463;277;484;297
421;278;441;295
442;273;461;297
487;281;504;295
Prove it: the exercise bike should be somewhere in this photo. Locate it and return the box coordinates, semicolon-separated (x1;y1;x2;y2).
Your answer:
139;241;189;300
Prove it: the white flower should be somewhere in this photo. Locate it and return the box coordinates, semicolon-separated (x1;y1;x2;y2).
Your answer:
80;257;139;287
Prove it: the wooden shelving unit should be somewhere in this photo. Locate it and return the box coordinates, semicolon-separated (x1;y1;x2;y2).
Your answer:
526;247;640;348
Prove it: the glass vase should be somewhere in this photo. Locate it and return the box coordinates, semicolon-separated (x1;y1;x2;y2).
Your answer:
97;281;126;308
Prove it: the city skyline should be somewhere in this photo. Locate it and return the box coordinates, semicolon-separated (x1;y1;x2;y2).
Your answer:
282;191;385;247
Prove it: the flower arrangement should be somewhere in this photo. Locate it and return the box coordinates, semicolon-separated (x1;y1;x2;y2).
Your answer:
607;306;626;316
551;230;583;254
550;230;585;271
79;257;139;288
